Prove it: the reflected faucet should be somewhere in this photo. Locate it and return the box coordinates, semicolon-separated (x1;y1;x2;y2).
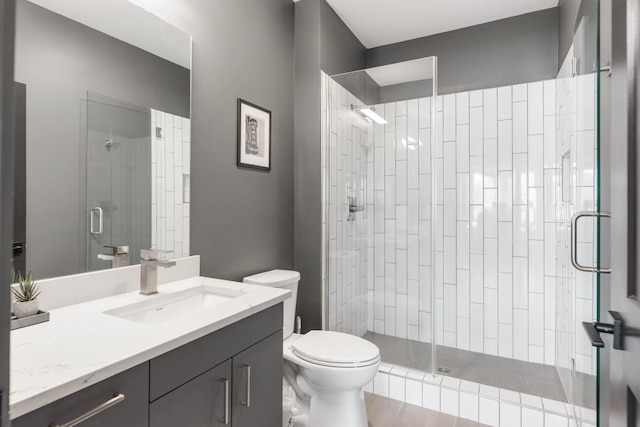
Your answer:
140;249;176;295
97;245;130;268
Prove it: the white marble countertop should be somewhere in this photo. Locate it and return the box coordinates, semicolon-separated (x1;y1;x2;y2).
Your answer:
10;276;289;420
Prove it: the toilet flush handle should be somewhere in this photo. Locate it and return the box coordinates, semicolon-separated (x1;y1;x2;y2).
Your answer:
296;316;302;334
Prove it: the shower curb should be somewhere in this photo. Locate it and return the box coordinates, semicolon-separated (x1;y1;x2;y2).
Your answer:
365;362;597;427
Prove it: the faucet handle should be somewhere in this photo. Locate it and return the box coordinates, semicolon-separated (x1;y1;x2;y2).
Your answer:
140;248;173;261
104;245;129;256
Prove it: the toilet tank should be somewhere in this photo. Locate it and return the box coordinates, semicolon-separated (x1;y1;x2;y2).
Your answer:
243;270;300;339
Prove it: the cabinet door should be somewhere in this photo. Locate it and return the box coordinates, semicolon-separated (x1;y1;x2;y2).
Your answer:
150;359;232;427
232;331;282;427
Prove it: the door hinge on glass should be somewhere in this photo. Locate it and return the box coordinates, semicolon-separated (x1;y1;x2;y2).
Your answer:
583;311;624;350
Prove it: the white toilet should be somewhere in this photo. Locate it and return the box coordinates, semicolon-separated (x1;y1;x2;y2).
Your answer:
243;270;380;427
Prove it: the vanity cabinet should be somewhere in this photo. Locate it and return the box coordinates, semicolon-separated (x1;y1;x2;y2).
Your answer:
12;363;149;427
12;304;283;427
149;332;282;427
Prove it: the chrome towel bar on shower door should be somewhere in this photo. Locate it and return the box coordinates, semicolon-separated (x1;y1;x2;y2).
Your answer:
90;207;103;235
570;211;611;274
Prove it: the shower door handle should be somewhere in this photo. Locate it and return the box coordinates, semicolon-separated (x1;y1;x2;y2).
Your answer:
570;211;611;273
90;207;103;235
583;311;624;350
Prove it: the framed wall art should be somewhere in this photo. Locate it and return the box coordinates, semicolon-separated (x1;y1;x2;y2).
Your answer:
237;99;271;171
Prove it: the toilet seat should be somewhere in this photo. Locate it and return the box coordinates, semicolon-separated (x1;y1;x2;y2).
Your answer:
292;331;380;368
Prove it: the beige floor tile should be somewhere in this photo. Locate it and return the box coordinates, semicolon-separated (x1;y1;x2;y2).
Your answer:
366;392;403;427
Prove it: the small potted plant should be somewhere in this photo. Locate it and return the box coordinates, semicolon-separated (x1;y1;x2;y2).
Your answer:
12;270;41;318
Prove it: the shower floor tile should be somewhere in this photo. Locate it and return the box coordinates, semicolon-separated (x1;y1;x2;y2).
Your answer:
365;392;490;427
363;332;596;409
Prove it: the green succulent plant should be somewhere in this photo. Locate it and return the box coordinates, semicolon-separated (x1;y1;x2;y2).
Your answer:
11;269;41;302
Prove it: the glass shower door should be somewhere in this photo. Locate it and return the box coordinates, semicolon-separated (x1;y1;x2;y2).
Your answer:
555;0;600;422
86;93;152;271
322;57;439;377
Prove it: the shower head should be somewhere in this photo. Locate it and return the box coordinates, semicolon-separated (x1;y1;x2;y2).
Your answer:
351;105;387;125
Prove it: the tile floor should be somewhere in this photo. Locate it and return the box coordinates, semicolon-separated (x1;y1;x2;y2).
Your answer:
366;392;490;427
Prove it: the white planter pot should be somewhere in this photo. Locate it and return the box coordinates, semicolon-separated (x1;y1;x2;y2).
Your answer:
14;299;39;319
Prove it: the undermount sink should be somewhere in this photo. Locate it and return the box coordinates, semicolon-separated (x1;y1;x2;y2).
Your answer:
103;285;246;325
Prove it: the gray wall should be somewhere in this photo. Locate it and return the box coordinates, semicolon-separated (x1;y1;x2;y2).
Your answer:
294;0;366;330
14;0;190;279
121;0;296;283
366;8;559;95
558;0;581;67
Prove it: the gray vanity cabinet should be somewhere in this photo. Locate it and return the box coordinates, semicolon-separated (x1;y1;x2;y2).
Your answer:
150;360;232;427
12;363;149;427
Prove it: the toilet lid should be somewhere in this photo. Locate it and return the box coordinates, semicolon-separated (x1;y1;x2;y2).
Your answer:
292;331;380;368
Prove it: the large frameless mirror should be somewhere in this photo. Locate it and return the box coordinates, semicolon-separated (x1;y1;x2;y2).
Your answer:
13;0;192;280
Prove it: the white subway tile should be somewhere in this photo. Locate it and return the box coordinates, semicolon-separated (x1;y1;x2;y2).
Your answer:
544;277;557;330
444;141;456;188
470;206;484;254
444;237;457;284
405;379;423;407
512;153;528;207
484;288;498;339
457;92;470;124
498;323;513;358
544;115;556;168
419;128;431;174
408;148;419;190
513;206;528;256
397;116;408;161
441;388;460;417
513;257;529;309
498;223;513;274
479;397;500;427
544;79;556;116
577;74;595;131
513;83;528;102
484;138;498;188
459;392;479;422
470;90;483;107
513;102;528;153
470;254;484;303
498;273;513;323
470;107;484;156
470;303;484;353
498;172;513;222
514;309;529;361
373;372;389;397
498;86;512;120
484;238;498;288
470;157;484;204
528;135;544;187
528;240;544;293
528;82;544;135
457;124;470;173
484;88;498;138
457;316;470;350
444;94;456;141
408;99;420;145
529;292;544;346
457;269;470;318
457;174;470;221
419;97;431;129
444;189;457;236
484;189;498;238
385;103;397;132
528;188;544;240
457;222;470;269
497;120;513;171
522;408;544;427
389;375;406;401
422;383;440;411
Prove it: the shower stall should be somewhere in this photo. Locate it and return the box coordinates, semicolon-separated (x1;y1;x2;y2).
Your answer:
321;4;601;425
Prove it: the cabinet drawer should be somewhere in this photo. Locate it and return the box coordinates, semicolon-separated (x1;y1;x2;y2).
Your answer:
150;303;282;401
13;363;149;427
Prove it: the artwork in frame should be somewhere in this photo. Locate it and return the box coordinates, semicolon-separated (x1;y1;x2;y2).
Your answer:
237;98;271;171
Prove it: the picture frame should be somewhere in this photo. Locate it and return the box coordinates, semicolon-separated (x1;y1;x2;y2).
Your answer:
237;98;271;171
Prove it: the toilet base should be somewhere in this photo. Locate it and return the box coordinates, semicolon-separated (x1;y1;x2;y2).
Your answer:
307;389;368;427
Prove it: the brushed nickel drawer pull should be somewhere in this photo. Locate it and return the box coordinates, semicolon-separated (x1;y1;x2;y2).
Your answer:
50;393;125;427
242;364;251;407
219;378;230;424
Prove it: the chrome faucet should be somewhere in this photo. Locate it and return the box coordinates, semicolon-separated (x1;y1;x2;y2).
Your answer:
140;249;176;295
97;245;130;268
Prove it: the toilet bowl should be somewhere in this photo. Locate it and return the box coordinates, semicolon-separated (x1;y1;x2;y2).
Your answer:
243;270;380;427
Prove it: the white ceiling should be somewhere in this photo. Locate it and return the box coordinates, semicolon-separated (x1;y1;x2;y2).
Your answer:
323;0;559;49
